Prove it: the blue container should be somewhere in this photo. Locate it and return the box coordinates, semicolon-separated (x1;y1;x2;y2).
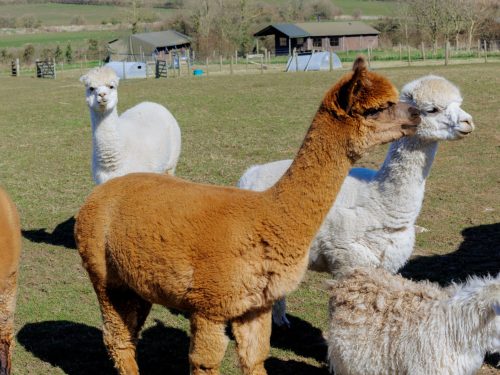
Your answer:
193;69;203;76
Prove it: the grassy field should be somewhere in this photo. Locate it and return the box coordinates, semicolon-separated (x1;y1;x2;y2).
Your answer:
0;3;174;26
0;62;499;374
0;29;131;50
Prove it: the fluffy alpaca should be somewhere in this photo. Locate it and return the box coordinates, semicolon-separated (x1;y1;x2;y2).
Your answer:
80;66;182;184
238;75;474;327
326;268;500;375
75;57;420;375
0;187;21;375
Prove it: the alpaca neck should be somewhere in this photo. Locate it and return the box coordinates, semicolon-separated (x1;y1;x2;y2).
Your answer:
374;137;438;217
377;137;438;187
90;107;122;172
268;110;354;245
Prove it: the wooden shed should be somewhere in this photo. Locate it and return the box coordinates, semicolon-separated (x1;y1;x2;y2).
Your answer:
254;21;380;56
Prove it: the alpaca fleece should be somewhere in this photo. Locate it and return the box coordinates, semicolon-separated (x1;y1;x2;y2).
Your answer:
238;75;474;327
327;268;500;375
0;187;21;375
75;57;420;375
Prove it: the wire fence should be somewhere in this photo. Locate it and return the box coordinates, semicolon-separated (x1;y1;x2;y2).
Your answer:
1;40;499;79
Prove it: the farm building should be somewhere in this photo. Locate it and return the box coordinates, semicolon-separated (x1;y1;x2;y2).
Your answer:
107;30;191;61
254;21;380;56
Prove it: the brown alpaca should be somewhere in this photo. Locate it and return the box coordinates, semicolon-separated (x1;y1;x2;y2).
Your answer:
75;57;420;375
0;187;21;375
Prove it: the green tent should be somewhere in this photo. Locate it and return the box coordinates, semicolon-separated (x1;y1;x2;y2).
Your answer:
108;30;191;61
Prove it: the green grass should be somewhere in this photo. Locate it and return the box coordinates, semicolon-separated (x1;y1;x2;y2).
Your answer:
0;62;498;374
0;29;130;49
0;3;175;26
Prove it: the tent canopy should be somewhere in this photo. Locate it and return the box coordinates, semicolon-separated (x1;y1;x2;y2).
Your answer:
108;30;191;61
286;51;342;72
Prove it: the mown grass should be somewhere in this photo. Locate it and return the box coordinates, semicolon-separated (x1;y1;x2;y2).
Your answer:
0;3;174;26
0;29;131;49
0;62;498;374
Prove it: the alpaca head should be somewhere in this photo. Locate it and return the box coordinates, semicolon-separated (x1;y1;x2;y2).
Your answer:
400;76;474;142
80;66;120;114
450;274;500;353
321;57;420;160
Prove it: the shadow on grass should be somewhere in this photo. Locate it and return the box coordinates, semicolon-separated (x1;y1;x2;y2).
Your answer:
265;357;329;375
17;319;190;374
401;222;500;285
22;216;76;249
270;315;327;363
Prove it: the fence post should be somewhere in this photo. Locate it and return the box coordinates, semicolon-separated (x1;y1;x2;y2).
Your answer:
477;39;481;58
235;50;238;65
421;42;425;60
293;48;298;72
445;40;449;66
246;55;248;71
367;46;371;68
260;54;264;74
329;49;333;72
206;57;209;76
53;58;56;79
407;44;411;65
399;43;402;61
483;40;487;62
122;61;126;79
230;56;233;74
187;50;191;76
220;55;223;72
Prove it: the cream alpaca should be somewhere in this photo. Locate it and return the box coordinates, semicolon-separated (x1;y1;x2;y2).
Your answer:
327;268;500;375
80;66;181;184
238;75;474;327
75;58;420;375
0;187;21;375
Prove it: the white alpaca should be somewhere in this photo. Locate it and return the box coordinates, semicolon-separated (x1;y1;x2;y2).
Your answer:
326;268;500;375
80;66;181;184
237;76;474;326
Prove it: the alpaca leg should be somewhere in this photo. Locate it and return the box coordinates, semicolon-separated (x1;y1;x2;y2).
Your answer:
189;313;228;375
0;275;17;375
96;285;152;375
231;307;272;375
272;298;291;328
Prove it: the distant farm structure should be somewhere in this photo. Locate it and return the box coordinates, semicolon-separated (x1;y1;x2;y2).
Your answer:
254;21;380;56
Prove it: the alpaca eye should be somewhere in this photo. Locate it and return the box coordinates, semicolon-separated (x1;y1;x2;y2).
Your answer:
428;107;440;114
89;87;95;92
109;85;115;89
364;108;383;117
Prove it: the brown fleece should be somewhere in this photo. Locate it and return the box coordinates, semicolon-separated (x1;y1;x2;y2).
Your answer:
75;57;420;375
0;188;21;375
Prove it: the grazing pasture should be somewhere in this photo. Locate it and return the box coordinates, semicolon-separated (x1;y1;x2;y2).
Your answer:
0;63;498;374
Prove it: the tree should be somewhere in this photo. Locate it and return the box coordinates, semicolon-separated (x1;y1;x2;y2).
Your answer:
54;45;63;63
65;43;73;64
22;44;35;64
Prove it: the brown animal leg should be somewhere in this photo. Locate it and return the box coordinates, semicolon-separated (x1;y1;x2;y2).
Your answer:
95;286;152;375
0;274;17;375
231;307;272;375
0;339;12;375
189;313;228;375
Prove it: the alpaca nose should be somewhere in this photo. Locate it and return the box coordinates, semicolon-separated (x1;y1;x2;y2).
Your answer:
408;106;420;119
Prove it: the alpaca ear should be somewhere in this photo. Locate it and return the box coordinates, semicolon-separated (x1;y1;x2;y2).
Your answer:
79;74;89;86
493;303;500;316
336;56;370;114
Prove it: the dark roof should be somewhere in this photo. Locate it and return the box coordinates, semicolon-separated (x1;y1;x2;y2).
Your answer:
254;21;380;38
108;30;191;58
